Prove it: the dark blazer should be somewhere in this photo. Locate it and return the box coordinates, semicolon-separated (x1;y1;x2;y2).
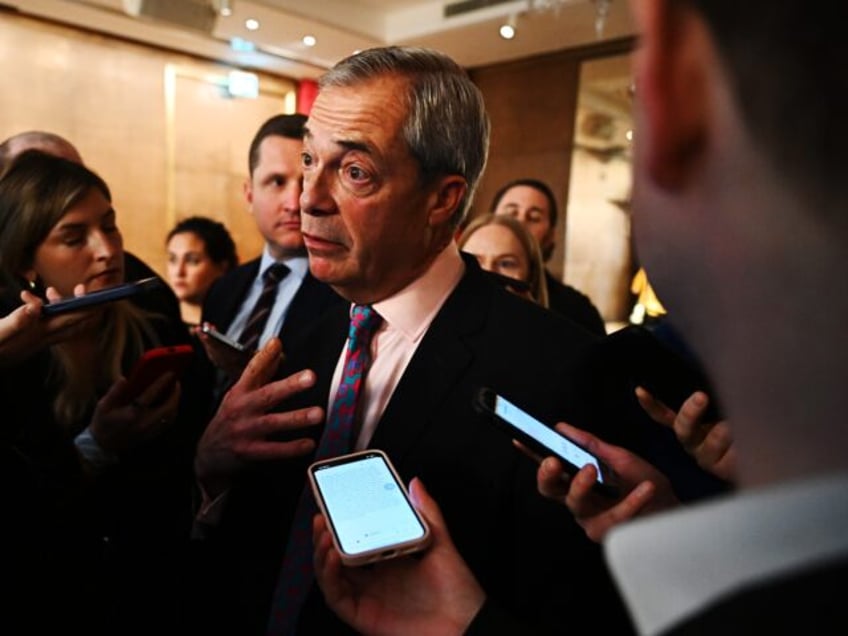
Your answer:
666;557;848;634
202;257;345;352
192;255;635;635
545;270;607;336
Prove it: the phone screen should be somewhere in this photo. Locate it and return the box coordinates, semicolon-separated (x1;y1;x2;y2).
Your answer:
493;394;608;484
311;451;428;558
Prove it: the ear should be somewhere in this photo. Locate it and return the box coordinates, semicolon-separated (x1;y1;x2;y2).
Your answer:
243;176;254;210
427;175;467;228
629;0;712;190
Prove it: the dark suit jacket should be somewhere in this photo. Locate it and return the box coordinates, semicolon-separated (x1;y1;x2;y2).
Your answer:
666;557;848;635
202;257;345;352
192;255;635;634
545;270;607;336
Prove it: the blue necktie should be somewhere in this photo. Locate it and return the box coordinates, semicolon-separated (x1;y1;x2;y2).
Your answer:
266;304;383;635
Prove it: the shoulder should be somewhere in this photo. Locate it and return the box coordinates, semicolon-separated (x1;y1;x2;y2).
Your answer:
544;272;606;336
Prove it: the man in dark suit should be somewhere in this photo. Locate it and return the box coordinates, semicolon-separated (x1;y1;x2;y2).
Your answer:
199;114;344;391
312;2;848;634
491;178;607;335
190;47;648;634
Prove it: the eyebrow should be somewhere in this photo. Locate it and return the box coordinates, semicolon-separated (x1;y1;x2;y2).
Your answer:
304;128;374;156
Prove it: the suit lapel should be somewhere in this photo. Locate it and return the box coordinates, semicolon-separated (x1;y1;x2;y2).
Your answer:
369;259;492;462
205;259;259;332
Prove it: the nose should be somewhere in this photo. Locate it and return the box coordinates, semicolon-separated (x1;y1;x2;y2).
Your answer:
282;181;302;214
300;166;335;217
91;229;121;264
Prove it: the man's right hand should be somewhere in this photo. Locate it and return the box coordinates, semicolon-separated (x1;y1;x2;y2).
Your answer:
195;337;323;498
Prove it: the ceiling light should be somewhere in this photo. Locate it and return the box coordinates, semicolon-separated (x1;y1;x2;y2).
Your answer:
499;14;517;40
245;18;259;31
215;0;232;17
302;35;317;47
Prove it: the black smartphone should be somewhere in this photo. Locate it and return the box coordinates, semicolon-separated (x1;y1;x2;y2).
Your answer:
475;387;619;496
200;322;246;352
41;277;164;316
308;449;432;567
601;325;723;421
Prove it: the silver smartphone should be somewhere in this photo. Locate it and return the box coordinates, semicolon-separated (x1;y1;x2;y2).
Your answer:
200;322;246;352
308;449;432;567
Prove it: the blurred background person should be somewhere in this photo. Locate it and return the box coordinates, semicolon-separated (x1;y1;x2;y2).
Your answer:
458;212;549;307
166;215;238;328
491;178;606;335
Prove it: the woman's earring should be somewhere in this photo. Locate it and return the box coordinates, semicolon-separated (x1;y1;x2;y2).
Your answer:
28;279;37;290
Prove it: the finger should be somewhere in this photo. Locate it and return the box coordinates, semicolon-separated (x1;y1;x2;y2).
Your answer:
250;405;324;438
246;369;318;413
512;439;544;464
537;456;570;500
553;422;604;457
635;386;675;427
674;391;711;446
233;337;285;390
564;464;599;515
583;481;655;543
408;478;451;543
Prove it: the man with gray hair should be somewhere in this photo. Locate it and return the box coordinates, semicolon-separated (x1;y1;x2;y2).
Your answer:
191;46;641;634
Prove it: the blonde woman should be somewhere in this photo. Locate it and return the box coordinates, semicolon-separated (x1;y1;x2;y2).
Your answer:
458;212;549;307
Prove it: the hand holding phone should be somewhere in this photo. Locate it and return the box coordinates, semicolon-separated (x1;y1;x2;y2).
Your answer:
41;277;164;316
120;344;194;403
474;387;619;497
309;449;432;566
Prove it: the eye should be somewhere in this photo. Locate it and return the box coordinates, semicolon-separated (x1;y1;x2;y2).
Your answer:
343;163;370;183
301;152;314;169
496;257;520;271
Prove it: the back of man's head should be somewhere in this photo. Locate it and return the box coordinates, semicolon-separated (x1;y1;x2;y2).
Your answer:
685;1;848;206
247;114;307;176
0;130;83;174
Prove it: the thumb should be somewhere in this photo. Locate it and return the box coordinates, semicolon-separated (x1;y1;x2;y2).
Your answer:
408;477;452;541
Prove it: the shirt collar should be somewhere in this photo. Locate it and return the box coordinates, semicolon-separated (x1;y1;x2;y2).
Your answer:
369;244;465;344
605;472;848;635
260;247;308;281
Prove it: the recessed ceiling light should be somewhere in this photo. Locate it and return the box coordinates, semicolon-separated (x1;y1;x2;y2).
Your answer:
245;18;260;31
499;24;515;40
303;35;317;47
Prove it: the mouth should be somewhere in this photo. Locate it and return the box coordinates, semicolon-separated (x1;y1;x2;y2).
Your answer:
88;269;122;289
302;231;345;255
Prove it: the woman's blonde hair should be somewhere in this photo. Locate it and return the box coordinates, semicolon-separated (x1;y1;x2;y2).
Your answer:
458;213;549;308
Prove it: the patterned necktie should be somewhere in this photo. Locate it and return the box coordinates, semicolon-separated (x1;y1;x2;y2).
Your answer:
266;304;383;636
239;262;289;352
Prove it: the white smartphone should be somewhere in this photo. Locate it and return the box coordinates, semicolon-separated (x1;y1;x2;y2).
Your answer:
308;449;432;567
200;322;246;352
475;387;619;497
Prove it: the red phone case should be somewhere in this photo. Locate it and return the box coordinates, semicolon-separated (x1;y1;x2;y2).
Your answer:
122;344;194;402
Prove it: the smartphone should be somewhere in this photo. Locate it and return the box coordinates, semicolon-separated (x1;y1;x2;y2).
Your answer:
601;325;723;421
475;387;619;497
122;344;195;403
308;449;432;567
200;322;246;352
41;277;164;317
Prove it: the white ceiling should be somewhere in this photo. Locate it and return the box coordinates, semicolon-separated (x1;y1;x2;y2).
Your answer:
7;0;636;79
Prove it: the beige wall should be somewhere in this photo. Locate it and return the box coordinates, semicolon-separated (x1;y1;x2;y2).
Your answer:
0;12;296;275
